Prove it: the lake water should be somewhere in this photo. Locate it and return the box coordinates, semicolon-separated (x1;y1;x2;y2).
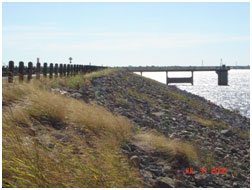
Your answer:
136;70;250;118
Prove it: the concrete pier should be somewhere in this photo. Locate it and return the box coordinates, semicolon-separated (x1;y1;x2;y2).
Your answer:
216;69;228;85
122;65;230;86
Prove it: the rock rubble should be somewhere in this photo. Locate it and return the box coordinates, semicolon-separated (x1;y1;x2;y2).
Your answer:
53;70;250;188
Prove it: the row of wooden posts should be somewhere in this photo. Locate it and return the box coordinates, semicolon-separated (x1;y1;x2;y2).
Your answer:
6;61;106;83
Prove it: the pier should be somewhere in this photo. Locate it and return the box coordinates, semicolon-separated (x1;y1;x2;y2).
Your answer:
122;65;231;86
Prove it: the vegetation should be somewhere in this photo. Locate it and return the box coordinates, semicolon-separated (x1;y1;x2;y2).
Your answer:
133;131;199;165
190;115;249;139
60;68;119;89
2;80;143;188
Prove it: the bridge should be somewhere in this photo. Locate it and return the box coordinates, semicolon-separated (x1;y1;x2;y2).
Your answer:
121;65;231;86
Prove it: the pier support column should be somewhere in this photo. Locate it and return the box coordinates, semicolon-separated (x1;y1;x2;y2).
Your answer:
140;72;142;76
166;71;168;85
216;70;228;85
191;71;194;85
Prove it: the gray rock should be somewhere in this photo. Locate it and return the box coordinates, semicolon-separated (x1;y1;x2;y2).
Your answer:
237;173;247;181
70;92;82;99
140;170;153;179
194;174;213;187
208;131;216;137
129;155;140;167
162;165;172;173
220;129;233;137
152;112;165;117
155;177;176;188
231;148;238;154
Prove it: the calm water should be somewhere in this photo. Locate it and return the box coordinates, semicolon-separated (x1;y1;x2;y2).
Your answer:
137;70;250;118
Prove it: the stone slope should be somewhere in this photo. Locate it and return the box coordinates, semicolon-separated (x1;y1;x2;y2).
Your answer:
62;70;250;188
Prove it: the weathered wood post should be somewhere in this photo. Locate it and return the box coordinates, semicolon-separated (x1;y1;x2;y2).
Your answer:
70;65;73;76
28;62;33;81
43;63;47;77
8;61;14;83
59;64;63;77
80;65;83;74
36;62;41;79
49;63;53;79
83;66;87;74
55;63;58;77
18;61;24;82
63;64;66;76
73;64;76;76
67;64;70;76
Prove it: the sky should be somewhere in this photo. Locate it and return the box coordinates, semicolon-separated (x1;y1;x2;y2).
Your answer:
2;2;250;67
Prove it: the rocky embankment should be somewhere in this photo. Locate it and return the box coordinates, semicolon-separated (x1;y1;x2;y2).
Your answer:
54;70;250;188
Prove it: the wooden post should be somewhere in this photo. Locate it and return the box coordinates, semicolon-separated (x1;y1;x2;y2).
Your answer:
18;61;24;82
70;65;73;76
73;64;76;76
28;62;33;81
67;64;70;76
80;65;83;74
8;61;14;83
55;63;58;77
36;62;41;79
49;63;53;78
43;63;47;77
83;66;87;74
59;64;63;77
63;64;66;76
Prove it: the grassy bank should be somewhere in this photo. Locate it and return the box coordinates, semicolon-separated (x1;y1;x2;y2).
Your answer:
5;69;242;187
2;79;142;188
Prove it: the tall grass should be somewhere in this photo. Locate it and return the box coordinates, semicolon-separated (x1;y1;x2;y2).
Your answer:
2;80;143;188
59;68;119;89
133;131;199;165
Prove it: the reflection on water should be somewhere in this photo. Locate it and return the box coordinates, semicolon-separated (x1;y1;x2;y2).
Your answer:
137;70;250;118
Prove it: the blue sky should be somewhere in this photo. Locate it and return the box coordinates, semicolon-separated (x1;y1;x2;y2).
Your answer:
2;2;250;66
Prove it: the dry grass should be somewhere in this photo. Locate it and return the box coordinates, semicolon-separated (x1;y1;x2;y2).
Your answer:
133;131;199;165
61;68;119;89
2;81;143;188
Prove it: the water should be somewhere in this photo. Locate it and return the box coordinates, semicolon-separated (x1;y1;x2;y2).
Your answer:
137;70;250;118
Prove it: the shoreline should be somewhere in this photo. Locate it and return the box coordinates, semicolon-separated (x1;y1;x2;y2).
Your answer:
3;69;250;187
61;70;249;187
135;70;250;119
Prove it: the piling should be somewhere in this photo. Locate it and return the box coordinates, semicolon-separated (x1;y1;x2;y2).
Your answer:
27;62;33;81
59;64;63;77
67;64;70;76
43;63;47;77
18;61;24;82
8;61;14;83
36;62;41;79
63;64;66;76
55;64;58;77
49;63;53;78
